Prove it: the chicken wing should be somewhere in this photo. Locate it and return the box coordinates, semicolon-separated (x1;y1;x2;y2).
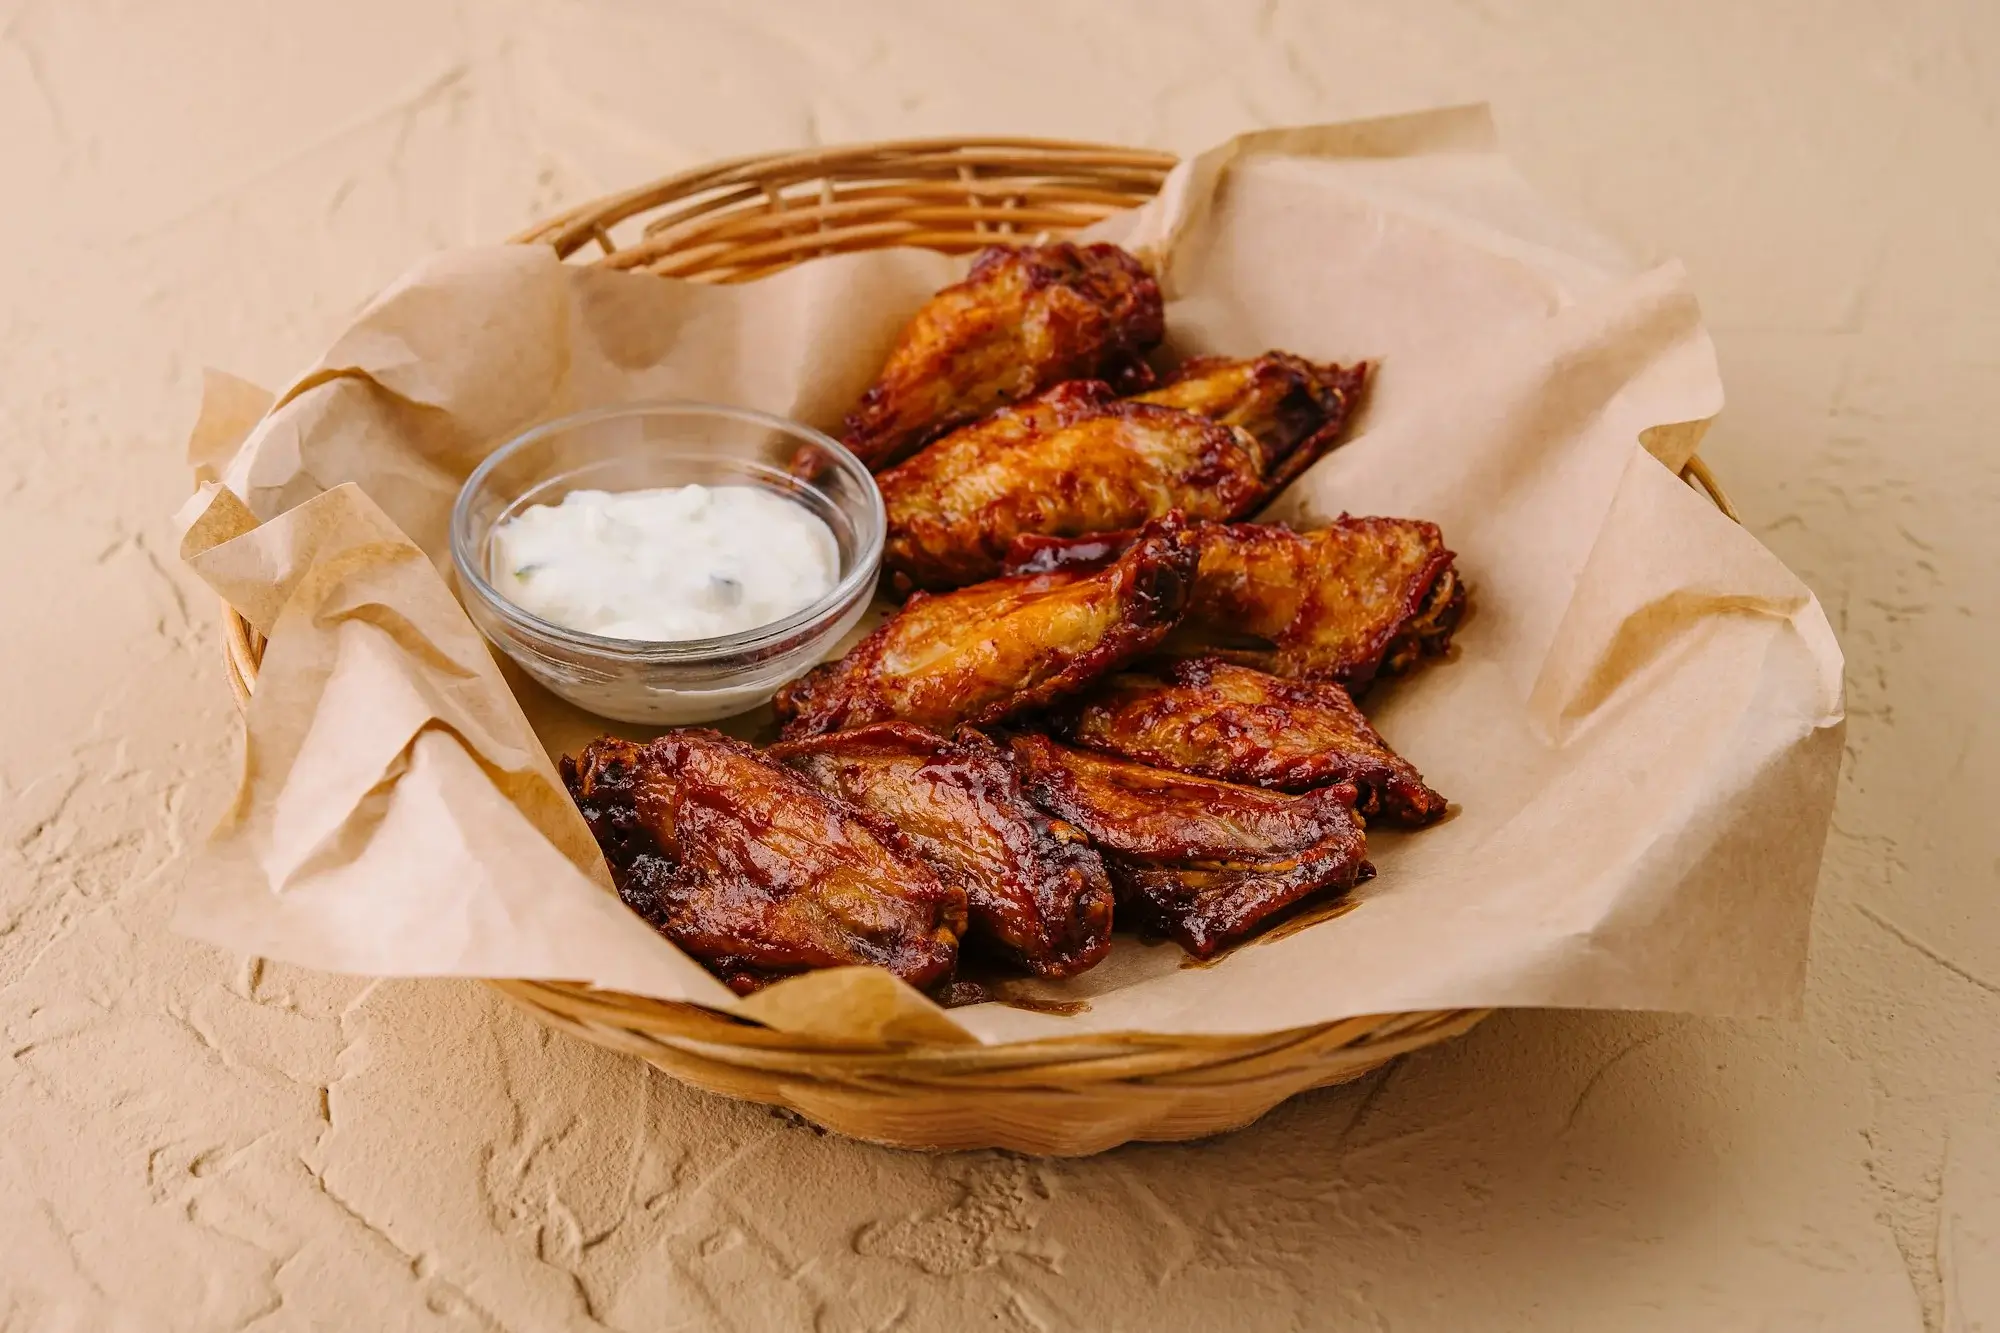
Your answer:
1055;657;1447;825
1008;734;1371;958
877;353;1367;590
771;723;1115;977
841;242;1164;471
774;514;1200;738
562;731;965;994
1004;518;1464;692
1134;352;1369;494
1180;518;1463;688
877;353;1368;591
878;382;1260;589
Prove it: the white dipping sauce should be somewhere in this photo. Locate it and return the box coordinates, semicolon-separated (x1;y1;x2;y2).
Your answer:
490;484;839;641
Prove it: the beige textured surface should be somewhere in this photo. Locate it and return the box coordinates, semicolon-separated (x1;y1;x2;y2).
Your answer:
0;1;1991;1329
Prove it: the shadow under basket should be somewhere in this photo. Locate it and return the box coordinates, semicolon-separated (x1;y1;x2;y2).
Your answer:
213;136;1739;1156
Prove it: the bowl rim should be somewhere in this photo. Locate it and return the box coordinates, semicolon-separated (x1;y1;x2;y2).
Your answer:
449;399;885;662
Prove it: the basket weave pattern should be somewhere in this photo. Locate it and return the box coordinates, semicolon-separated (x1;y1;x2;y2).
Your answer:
217;137;1734;1155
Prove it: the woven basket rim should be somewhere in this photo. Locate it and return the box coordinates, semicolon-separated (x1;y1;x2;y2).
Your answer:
203;133;1737;1082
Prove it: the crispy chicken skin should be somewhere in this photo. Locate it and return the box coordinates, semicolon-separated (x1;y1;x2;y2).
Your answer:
771;723;1115;977
878;353;1368;591
842;242;1164;471
1005;518;1464;692
878;382;1263;589
1007;734;1372;958
1134;352;1369;493
1056;657;1448;825
561;731;966;995
774;514;1201;739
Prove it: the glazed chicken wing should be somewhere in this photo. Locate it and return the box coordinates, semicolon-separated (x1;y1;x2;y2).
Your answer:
1134;352;1369;494
1056;657;1447;825
879;382;1260;589
774;514;1200;738
1008;734;1371;958
1005;517;1464;692
1181;519;1463;688
771;723;1115;977
878;353;1368;591
842;242;1164;471
562;731;966;994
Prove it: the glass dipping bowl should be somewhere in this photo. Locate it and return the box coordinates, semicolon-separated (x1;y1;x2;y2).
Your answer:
451;402;883;726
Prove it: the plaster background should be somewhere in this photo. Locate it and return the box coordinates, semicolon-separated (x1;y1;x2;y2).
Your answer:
1;2;1993;1329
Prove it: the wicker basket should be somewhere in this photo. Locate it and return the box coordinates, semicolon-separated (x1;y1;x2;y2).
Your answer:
214;137;1737;1156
